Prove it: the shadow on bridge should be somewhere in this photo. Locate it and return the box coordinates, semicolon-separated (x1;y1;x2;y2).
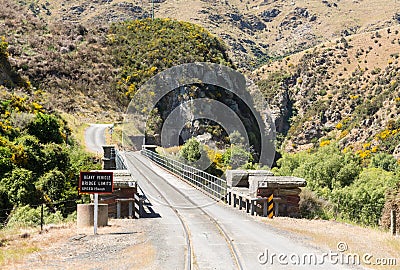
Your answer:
140;195;161;219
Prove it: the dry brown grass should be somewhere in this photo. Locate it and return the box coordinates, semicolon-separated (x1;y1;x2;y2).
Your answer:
1;220;154;270
0;223;76;268
255;24;400;82
262;217;400;269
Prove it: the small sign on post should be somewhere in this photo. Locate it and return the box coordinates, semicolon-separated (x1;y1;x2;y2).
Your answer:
79;172;114;235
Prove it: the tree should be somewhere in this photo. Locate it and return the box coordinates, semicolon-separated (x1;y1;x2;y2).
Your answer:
1;168;40;206
27;112;63;144
331;167;398;225
36;169;66;202
0;186;12;223
180;138;202;162
222;145;253;169
42;143;70;172
12;135;43;174
179;137;211;169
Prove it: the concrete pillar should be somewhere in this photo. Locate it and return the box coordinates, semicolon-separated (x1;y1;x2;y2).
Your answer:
263;200;268;217
117;201;121;218
274;202;279;217
77;204;108;228
251;201;256;216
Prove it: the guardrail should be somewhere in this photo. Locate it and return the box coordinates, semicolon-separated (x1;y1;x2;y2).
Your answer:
115;149;128;170
141;149;227;201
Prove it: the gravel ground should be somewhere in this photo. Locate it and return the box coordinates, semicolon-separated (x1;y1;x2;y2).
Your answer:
6;219;157;270
4;216;400;270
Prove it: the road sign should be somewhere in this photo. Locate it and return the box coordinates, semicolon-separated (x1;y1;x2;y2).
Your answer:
79;171;114;194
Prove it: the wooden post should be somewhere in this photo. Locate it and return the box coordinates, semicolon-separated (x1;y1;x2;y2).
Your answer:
274;201;279;217
239;196;243;210
40;204;44;232
233;194;237;208
391;206;397;236
128;201;133;218
228;191;232;206
246;199;250;214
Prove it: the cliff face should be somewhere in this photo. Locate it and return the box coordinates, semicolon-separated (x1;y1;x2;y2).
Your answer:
254;25;400;154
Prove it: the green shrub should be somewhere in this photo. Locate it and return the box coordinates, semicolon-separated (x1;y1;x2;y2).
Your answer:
27;112;63;144
179;138;211;170
274;144;361;192
331;168;399;225
370;152;398;172
222;144;253;169
0;168;40;206
6;205;64;228
36;169;66;202
180;138;202;162
299;188;334;219
12;135;43;174
0;146;13;179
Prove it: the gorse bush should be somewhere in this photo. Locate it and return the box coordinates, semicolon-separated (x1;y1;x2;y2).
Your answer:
108;18;233;97
0;93;100;224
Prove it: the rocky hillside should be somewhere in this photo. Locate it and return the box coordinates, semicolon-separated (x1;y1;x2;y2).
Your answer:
254;25;400;158
1;0;400;152
9;0;400;69
0;0;232;122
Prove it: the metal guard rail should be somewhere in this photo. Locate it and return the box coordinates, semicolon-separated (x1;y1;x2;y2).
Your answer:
141;149;227;201
115;149;128;170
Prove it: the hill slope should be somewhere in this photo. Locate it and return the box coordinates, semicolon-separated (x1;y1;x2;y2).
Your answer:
254;25;400;156
21;0;400;69
0;1;231;121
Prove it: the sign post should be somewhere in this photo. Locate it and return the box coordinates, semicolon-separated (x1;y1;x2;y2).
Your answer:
94;193;98;234
79;171;114;235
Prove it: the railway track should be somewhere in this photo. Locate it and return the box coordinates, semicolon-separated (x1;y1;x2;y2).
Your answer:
126;152;243;270
125;153;193;270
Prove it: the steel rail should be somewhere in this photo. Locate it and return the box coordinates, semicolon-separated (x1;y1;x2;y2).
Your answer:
129;152;243;270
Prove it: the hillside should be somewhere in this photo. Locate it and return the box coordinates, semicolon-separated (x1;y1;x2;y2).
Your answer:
1;0;399;164
0;0;231;122
8;0;400;69
254;25;400;156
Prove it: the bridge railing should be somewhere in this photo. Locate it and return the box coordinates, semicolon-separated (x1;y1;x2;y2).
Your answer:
115;149;128;170
141;149;227;201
